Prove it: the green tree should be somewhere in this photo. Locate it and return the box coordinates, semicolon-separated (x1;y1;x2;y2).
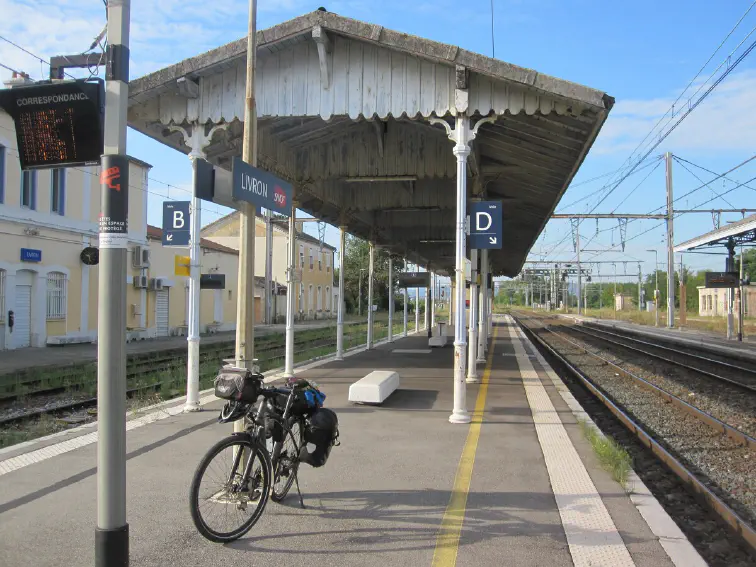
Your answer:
342;235;407;314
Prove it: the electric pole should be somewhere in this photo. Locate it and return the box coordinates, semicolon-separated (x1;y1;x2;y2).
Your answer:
666;152;675;328
235;0;258;433
96;1;131;564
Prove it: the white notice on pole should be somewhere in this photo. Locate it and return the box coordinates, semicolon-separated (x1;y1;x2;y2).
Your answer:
99;233;129;249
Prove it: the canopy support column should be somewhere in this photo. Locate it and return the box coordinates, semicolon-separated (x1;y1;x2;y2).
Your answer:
431;112;495;424
467;248;479;383
336;226;346;359
477;248;488;361
284;199;297;376
367;242;375;349
388;256;394;342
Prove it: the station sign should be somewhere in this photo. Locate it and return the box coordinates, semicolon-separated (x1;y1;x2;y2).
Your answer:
193;157;289;216
200;274;226;289
468;201;502;249
20;248;41;262
0;79;104;170
174;255;190;277
162;201;191;247
705;271;739;288
232;157;292;216
398;272;431;288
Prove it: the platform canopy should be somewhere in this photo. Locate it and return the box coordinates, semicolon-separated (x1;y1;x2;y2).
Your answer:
127;9;613;277
675;214;756;252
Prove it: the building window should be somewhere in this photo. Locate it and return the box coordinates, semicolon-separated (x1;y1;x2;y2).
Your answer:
308;284;313;311
309;248;314;270
299;283;304;312
46;272;67;320
326;253;331;273
299;244;304;269
326;286;330;311
319;253;322;271
21;170;37;210
0;269;5;322
0;144;5;203
317;285;322;311
51;169;65;215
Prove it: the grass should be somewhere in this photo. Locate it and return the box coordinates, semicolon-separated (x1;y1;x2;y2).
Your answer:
578;417;632;489
0;414;68;449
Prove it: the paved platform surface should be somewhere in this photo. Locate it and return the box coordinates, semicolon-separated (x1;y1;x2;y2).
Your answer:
0;317;701;567
0;318;369;375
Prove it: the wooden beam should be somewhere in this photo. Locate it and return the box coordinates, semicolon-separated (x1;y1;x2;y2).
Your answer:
312;26;332;90
176;76;200;99
372;119;385;158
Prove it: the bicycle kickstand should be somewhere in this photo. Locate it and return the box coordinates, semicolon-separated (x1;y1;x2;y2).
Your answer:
294;472;306;509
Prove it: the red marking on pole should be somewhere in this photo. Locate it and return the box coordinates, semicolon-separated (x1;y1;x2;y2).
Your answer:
101;166;121;191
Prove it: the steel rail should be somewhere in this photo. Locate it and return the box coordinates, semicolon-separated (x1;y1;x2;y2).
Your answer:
516;314;756;450
575;324;756;393
512;313;756;554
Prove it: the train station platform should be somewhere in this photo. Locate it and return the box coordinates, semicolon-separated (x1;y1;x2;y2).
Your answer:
559;313;756;362
0;316;703;567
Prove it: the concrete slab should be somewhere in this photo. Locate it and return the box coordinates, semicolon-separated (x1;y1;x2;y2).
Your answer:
0;324;693;567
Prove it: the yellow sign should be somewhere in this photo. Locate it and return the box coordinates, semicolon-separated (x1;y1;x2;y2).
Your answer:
174;255;190;277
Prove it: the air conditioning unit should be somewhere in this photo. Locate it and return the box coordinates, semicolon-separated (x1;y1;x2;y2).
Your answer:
133;276;148;289
132;246;151;268
131;303;142;317
149;278;164;291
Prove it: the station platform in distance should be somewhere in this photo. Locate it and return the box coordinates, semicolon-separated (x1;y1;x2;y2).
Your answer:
0;317;704;567
560;312;756;361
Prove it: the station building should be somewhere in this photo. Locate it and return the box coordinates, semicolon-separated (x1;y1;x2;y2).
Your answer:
202;211;337;321
0;101;281;350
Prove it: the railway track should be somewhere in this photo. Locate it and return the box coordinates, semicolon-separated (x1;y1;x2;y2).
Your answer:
573;323;756;393
0;325;385;428
512;311;756;561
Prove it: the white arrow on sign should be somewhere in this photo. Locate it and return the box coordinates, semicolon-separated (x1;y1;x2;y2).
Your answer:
489;237;497;244
167;234;173;242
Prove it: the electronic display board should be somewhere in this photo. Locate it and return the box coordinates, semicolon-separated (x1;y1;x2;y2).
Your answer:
0;79;104;170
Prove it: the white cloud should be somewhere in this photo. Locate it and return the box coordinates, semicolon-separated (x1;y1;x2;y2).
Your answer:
593;69;756;156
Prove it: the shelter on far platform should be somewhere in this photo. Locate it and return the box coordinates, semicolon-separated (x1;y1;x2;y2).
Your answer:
675;214;756;253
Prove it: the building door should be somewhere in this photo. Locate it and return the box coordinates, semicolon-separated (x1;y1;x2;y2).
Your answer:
13;278;32;349
156;289;169;337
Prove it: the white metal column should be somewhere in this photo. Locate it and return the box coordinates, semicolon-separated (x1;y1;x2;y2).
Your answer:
367;242;374;349
431;113;494;424
388;256;394;342
403;261;408;337
477;248;488;361
467;249;479;382
185;145;203;412
265;209;273;324
415;264;420;332
336;226;346;359
424;266;429;331
430;272;436;329
284;201;297;376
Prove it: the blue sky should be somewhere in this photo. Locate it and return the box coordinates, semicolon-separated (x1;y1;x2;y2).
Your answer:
2;0;755;283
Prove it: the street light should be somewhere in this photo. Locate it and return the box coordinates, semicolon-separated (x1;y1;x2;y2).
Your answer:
647;249;659;327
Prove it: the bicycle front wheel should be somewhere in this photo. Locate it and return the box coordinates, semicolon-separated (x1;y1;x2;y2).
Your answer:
189;434;271;543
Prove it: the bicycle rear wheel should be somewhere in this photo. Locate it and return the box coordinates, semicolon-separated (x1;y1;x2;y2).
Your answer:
189;434;271;542
271;418;304;503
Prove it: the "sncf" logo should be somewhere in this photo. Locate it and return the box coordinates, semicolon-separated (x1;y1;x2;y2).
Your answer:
273;186;287;208
101;167;121;191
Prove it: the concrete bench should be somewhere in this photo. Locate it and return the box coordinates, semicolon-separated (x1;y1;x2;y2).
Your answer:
348;370;400;404
429;322;448;347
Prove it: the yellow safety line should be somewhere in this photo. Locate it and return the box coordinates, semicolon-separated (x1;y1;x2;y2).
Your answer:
431;324;498;567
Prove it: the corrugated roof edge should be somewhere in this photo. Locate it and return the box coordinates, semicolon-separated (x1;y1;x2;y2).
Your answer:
128;10;611;111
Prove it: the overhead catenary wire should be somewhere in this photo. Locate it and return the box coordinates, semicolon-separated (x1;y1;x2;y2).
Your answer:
539;12;756;261
0;34;77;80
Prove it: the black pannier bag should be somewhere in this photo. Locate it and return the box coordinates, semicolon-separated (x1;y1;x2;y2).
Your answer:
299;407;339;468
213;367;262;403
